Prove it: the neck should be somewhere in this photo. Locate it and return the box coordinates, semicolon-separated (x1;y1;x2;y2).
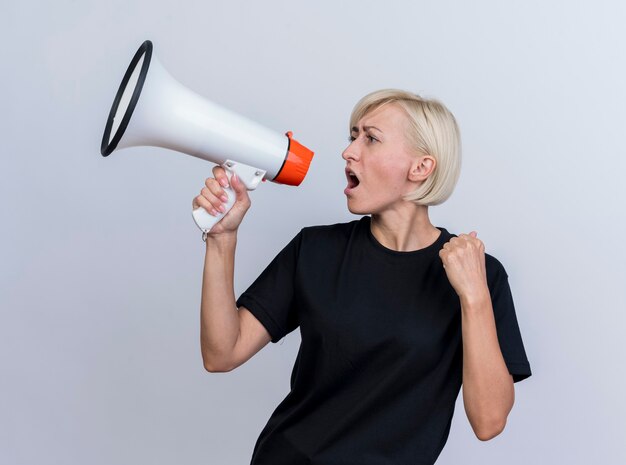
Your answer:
369;204;440;252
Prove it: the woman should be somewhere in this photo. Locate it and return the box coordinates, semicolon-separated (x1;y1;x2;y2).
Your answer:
193;89;532;465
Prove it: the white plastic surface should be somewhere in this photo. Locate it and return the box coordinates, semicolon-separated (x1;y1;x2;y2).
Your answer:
106;46;289;235
114;53;289;180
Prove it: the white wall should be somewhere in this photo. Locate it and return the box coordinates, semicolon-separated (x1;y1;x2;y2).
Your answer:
1;1;624;463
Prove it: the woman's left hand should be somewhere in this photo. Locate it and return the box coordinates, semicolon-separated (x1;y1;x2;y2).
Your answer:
439;231;488;302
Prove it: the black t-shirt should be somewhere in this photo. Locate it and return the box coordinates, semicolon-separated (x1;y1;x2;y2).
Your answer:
236;215;531;465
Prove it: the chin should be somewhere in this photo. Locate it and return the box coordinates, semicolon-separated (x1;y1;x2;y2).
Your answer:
346;202;370;216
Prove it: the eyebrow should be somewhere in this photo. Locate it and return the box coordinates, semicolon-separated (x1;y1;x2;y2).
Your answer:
351;125;383;134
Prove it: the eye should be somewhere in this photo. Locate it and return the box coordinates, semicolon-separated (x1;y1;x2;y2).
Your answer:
348;134;377;143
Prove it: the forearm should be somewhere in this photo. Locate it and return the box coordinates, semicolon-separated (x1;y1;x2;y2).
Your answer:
200;233;239;370
460;291;514;440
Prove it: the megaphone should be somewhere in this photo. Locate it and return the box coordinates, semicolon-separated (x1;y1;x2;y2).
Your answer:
100;40;314;239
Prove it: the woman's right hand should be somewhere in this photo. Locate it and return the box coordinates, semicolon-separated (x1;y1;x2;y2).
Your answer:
192;165;252;237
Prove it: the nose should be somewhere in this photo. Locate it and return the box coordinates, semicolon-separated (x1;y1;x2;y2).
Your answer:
342;141;359;162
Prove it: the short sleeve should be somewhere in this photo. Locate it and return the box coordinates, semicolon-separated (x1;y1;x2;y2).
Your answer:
235;229;302;344
486;255;532;383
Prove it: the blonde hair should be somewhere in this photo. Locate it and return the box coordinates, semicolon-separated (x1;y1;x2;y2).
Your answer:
349;89;462;206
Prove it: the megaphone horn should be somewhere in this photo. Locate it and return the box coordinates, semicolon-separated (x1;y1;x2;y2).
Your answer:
101;40;314;238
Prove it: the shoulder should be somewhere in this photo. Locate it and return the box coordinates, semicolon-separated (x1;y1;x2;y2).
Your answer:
485;253;508;278
290;218;364;259
484;252;510;295
299;217;362;241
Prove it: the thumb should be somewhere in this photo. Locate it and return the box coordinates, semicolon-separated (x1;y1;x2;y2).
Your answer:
231;173;248;197
469;231;478;238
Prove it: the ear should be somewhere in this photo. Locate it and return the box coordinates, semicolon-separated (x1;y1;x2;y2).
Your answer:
408;153;436;182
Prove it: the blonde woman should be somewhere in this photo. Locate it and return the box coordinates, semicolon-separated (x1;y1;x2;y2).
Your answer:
194;89;532;465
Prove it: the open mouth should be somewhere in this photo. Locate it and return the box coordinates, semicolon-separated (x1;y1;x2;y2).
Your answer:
346;170;360;189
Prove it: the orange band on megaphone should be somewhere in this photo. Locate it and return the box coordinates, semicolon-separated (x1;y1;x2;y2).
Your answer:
273;131;315;186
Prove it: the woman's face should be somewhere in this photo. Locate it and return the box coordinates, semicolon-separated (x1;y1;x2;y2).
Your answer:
342;103;430;215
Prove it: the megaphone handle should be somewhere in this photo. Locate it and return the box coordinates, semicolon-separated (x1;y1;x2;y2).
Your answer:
191;168;239;240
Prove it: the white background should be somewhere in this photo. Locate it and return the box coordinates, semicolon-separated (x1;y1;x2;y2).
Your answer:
1;1;625;463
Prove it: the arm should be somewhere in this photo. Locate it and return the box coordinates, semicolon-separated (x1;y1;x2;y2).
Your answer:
460;291;514;441
438;231;515;441
196;167;274;372
200;233;240;372
200;233;273;372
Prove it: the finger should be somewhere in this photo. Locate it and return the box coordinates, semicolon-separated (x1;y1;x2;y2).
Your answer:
231;173;251;203
200;187;227;214
194;194;219;215
193;195;207;210
212;165;230;188
201;185;225;205
232;173;241;189
231;173;244;193
204;178;229;203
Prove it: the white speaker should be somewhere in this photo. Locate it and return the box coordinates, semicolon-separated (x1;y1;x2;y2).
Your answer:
101;40;314;237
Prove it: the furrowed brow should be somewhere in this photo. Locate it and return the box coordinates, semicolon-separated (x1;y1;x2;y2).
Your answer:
351;125;383;133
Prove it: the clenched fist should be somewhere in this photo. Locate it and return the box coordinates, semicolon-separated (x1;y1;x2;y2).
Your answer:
439;231;489;302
